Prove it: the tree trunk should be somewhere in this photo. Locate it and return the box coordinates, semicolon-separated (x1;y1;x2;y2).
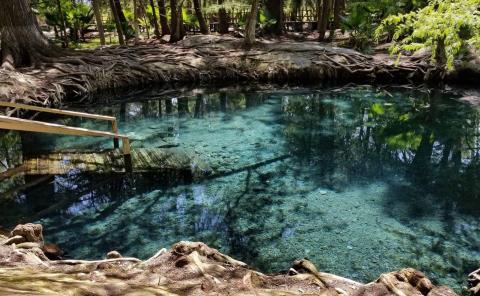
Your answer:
265;0;283;35
157;0;171;35
53;25;59;39
290;0;302;32
435;38;447;68
193;0;209;34
169;0;185;42
133;0;140;43
71;0;80;43
328;0;343;41
109;0;126;45
56;0;69;47
114;0;130;38
318;0;331;41
149;0;161;37
218;0;229;34
0;0;57;69
244;0;260;46
92;0;106;45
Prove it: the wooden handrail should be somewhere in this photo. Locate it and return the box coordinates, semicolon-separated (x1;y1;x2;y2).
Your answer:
0;101;115;121
0;115;132;171
0;101;120;148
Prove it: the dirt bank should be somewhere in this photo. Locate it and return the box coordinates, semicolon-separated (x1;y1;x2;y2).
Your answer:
0;35;442;108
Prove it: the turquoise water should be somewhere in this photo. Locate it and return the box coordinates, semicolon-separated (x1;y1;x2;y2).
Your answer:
0;86;479;291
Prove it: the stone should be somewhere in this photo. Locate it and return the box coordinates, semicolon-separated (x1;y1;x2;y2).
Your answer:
42;244;64;260
10;224;44;245
106;251;123;259
1;235;26;246
427;286;458;296
468;268;480;296
16;242;42;249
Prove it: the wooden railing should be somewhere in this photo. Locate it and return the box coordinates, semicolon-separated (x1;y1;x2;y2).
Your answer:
0;102;132;171
0;101;121;148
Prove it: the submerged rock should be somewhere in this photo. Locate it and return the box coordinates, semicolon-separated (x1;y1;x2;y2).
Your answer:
0;224;465;296
106;250;123;259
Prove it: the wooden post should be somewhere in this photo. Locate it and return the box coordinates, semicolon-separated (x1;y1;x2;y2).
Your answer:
121;137;132;172
111;120;120;148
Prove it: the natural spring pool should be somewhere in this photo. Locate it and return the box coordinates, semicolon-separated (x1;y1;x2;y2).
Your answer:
0;85;479;292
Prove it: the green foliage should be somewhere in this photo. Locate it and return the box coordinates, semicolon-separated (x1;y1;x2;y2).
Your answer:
183;8;197;26
71;3;94;31
375;0;480;69
342;0;429;51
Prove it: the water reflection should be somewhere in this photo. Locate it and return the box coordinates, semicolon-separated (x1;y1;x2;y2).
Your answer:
0;86;479;291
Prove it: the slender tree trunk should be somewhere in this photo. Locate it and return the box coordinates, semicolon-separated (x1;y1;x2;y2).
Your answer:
290;0;302;32
71;0;80;43
157;0;171;35
169;0;185;42
318;0;331;41
109;0;126;45
92;0;106;45
193;0;209;34
265;0;283;35
0;0;57;69
218;10;229;34
53;25;59;38
244;0;260;46
329;0;343;41
435;38;447;68
149;0;161;37
56;0;69;47
140;0;151;38
133;0;140;43
114;0;130;38
218;0;229;34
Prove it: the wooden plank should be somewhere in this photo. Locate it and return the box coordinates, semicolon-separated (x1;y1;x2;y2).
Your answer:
0;101;116;122
13;148;209;176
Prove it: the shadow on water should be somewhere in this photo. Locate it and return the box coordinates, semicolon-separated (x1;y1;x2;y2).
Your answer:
0;85;479;291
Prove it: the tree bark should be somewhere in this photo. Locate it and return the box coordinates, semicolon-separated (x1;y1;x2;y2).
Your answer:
56;0;69;47
264;0;283;35
217;0;229;34
70;0;80;43
0;0;57;69
244;0;261;46
318;0;331;41
114;0;130;38
290;0;302;32
92;0;106;45
435;38;447;68
149;0;161;38
157;0;171;35
193;0;209;34
169;0;185;43
133;0;140;43
109;0;126;45
329;0;343;41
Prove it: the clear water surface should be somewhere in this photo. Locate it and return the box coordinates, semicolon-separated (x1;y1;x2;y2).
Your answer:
0;86;479;292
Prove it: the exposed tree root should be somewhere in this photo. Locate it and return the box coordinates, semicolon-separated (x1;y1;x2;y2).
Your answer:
0;224;464;296
0;35;439;109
